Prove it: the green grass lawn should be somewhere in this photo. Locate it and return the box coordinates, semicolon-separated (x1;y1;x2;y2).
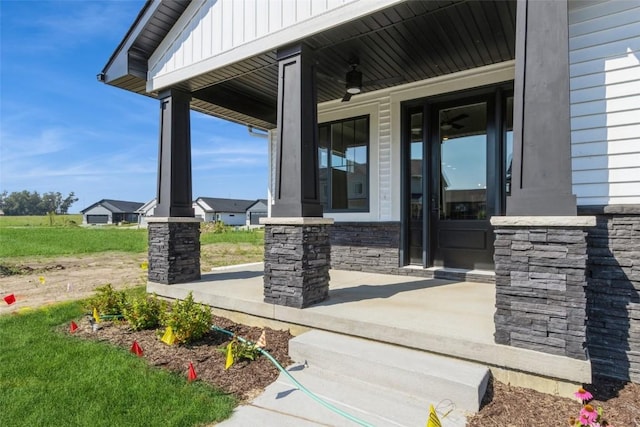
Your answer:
0;227;149;257
0;219;264;258
0;301;236;427
0;214;82;227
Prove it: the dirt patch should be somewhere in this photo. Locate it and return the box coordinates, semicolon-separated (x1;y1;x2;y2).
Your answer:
0;253;146;315
70;314;292;402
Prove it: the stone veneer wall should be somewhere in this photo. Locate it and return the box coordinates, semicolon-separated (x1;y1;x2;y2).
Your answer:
263;223;331;308
581;206;640;382
148;221;201;284
330;222;400;273
492;219;592;360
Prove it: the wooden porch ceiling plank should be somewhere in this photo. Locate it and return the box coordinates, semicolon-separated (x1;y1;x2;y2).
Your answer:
455;2;494;67
403;17;456;76
495;0;517;60
389;28;440;80
482;1;514;61
466;1;503;64
428;10;476;71
364;28;424;83
375;26;432;81
440;6;485;68
448;4;488;67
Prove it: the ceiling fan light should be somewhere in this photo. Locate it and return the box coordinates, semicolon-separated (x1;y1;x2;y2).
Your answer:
345;68;362;94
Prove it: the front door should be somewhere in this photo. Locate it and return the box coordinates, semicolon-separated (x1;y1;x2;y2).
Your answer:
431;100;493;269
402;86;512;270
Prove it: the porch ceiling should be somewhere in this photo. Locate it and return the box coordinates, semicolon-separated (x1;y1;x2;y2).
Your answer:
110;0;516;130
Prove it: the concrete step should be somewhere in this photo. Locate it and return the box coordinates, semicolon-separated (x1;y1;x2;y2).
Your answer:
221;363;467;427
289;330;490;414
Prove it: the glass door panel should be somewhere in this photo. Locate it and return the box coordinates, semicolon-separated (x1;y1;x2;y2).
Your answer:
439;103;488;220
408;111;424;265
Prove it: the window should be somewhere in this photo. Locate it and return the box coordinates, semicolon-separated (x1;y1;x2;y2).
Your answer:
318;116;369;212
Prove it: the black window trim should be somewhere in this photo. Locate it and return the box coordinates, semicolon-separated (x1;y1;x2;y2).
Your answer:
319;114;370;213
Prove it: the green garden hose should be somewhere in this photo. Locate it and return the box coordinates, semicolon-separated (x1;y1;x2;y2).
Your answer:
211;325;375;427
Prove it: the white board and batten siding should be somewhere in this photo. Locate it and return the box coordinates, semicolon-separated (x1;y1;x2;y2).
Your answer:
147;0;404;92
569;0;640;206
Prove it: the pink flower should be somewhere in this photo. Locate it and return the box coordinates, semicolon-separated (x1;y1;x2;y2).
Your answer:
579;404;598;425
574;387;593;402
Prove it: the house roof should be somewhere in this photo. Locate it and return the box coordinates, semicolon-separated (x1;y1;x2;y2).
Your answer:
196;197;257;213
247;199;268;210
102;0;516;131
136;198;157;214
81;199;145;214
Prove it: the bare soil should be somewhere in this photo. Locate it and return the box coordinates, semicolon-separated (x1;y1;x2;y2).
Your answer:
3;253;640;426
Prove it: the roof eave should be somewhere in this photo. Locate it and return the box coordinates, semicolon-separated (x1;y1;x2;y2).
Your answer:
99;0;160;87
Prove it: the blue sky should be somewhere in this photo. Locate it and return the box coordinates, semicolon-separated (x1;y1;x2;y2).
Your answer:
0;0;268;213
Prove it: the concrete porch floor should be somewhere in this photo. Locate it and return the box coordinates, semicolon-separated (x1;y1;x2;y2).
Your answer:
148;263;591;392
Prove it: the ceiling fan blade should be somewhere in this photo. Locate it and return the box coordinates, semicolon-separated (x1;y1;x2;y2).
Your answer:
449;113;469;123
451;123;464;129
341;92;353;102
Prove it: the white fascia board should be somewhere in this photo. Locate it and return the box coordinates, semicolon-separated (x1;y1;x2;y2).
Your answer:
103;1;162;84
147;0;405;92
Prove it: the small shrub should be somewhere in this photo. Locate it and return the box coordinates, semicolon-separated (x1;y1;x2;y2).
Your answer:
162;292;212;344
219;338;261;364
86;284;127;315
123;294;166;331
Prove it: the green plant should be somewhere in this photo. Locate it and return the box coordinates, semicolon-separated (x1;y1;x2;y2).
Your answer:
122;293;166;331
219;338;262;364
86;284;127;316
162;292;212;344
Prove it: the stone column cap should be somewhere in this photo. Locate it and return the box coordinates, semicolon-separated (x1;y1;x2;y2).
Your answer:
490;216;596;227
146;217;203;223
260;217;334;225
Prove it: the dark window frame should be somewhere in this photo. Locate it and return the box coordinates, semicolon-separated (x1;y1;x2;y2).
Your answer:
319;115;370;213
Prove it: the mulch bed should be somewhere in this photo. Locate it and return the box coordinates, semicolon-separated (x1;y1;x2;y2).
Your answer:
468;375;640;426
71;314;292;402
70;315;640;426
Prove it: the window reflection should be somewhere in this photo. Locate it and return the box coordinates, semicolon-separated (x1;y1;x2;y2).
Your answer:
439;103;487;220
318;116;369;211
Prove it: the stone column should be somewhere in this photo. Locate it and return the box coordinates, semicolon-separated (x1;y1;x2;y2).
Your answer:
147;88;200;285
263;44;332;308
491;216;595;360
147;217;202;284
507;0;576;215
261;218;333;308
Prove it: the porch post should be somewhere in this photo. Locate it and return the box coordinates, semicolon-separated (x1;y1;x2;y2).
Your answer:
147;88;201;285
493;0;595;365
261;44;332;308
507;0;576;216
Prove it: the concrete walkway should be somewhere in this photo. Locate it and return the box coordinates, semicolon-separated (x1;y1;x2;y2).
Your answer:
149;263;590;386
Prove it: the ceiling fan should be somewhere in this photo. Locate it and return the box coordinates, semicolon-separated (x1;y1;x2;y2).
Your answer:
317;57;404;102
440;111;469;130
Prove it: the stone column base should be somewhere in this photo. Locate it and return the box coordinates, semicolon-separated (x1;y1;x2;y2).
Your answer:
147;217;202;284
490;216;596;360
261;217;334;308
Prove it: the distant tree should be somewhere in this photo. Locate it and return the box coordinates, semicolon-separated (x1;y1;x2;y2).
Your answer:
59;192;78;214
0;190;78;215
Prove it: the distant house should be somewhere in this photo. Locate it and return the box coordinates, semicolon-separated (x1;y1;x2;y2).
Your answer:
193;197;256;226
136;198;157;225
246;199;268;227
0;209;4;216
81;199;144;225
